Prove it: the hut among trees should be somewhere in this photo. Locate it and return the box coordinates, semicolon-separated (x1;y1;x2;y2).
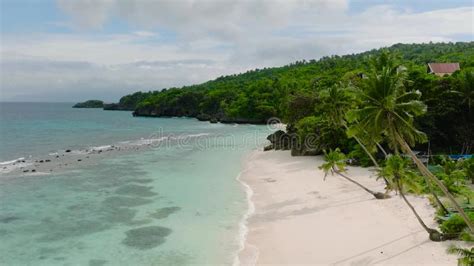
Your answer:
427;63;460;76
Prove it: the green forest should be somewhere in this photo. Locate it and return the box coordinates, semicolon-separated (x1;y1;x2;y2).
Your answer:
113;42;473;155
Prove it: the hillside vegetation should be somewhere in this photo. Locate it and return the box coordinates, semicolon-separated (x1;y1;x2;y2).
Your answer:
112;42;473;154
73;100;104;108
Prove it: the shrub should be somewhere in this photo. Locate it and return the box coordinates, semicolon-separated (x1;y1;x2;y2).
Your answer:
347;144;374;167
440;212;474;236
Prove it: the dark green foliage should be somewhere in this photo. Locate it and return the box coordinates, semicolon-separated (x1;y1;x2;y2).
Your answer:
447;245;474;266
295;116;348;153
347;144;374;167
460;158;474;184
440;212;474;236
73;100;103;108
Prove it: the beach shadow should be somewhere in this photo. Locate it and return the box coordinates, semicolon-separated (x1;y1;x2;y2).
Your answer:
252;196;374;223
331;230;425;265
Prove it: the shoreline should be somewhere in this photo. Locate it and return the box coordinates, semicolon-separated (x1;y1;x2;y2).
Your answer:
234;151;259;266
238;150;458;265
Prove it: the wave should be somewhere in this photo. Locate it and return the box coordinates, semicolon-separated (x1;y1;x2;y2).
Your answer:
0;157;25;165
233;151;260;266
0;157;32;175
0;133;212;176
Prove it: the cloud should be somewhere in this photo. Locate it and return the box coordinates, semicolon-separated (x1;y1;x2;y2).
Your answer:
133;31;157;37
1;1;472;101
56;0;115;29
56;0;349;39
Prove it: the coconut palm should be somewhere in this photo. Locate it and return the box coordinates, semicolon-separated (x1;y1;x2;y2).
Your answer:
321;85;390;188
379;155;443;241
321;86;378;164
348;53;473;231
447;245;474;266
319;148;388;199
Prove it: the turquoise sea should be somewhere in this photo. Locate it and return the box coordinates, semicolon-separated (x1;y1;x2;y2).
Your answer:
0;102;270;265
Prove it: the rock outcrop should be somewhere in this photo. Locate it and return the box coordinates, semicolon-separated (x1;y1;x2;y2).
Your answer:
264;126;322;156
103;103;134;111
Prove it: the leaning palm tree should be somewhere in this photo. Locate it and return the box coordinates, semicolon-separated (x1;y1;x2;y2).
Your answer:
321;85;390;188
321;85;379;166
347;53;473;231
379;155;443;241
319;148;388;199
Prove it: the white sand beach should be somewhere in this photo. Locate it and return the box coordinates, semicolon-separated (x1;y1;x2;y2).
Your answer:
238;150;458;265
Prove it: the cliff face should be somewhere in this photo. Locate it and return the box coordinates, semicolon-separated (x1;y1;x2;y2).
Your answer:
103;92;151;111
132;107;267;124
102;103;134;111
73;100;104;108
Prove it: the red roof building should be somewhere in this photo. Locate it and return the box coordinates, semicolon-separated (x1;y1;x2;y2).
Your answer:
427;63;460;76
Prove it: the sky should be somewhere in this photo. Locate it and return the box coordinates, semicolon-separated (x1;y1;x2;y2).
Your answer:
0;0;473;102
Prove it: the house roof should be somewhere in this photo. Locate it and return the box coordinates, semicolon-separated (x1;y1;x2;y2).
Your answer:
428;63;460;74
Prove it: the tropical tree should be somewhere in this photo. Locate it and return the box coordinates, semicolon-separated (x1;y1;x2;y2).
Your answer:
379;155;443;241
348;53;474;231
447;245;474;266
455;70;474;113
319;149;388;199
320;84;390;188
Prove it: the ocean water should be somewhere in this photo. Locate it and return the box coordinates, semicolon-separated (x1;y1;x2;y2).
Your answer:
0;102;271;265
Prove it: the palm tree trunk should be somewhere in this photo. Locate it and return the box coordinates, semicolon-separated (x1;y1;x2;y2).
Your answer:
394;132;474;232
334;168;388;199
397;181;431;233
424;177;450;215
343;124;380;167
375;142;388;158
343;124;390;189
397;181;442;241
353;136;391;189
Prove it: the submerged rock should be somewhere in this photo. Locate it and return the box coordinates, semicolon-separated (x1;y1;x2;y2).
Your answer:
114;185;158;197
0;215;20;223
89;259;108;266
102;196;153;208
122;226;172;250
149;207;181;219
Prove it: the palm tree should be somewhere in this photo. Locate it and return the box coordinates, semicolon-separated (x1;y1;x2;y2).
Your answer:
348;53;473;231
319;149;388;199
321;85;390;188
447;245;474;266
379;155;443;241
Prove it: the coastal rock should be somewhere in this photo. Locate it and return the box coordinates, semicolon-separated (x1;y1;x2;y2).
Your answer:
263;144;274;151
266;130;292;150
122;226;172;250
103;103;134;111
291;147;320;156
196;113;211;121
210;118;218;123
219;117;266;124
